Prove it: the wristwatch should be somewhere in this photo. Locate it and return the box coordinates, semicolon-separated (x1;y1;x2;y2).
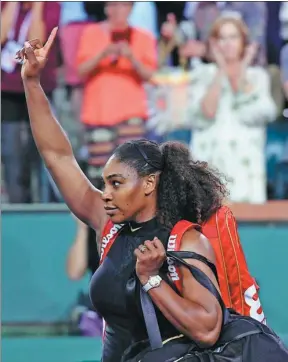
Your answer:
142;275;162;292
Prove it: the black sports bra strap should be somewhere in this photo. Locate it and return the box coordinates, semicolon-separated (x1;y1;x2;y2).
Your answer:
167;251;229;325
170;251;219;284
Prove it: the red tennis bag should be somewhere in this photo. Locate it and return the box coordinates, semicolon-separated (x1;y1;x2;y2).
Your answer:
202;206;265;323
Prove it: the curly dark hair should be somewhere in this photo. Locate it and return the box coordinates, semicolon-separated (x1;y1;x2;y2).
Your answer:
113;139;229;228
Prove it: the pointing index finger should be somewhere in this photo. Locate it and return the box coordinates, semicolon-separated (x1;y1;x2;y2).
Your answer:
43;27;58;54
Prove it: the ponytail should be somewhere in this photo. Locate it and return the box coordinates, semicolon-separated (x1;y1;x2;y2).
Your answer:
158;141;228;228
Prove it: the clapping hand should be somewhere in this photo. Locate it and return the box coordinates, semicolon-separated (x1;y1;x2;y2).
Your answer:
161;13;177;40
118;41;133;60
102;43;121;58
101;42;133;61
242;43;258;68
209;38;226;71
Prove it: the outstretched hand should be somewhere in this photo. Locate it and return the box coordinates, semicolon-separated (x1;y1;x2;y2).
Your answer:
16;27;58;80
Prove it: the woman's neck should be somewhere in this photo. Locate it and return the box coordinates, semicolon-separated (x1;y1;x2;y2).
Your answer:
108;21;129;32
225;59;242;68
225;60;244;76
133;203;158;224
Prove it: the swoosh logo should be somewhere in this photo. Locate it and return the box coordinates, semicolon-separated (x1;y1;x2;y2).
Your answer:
129;225;142;233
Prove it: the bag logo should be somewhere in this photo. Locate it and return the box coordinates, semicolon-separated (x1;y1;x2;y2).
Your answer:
244;284;266;324
167;234;180;282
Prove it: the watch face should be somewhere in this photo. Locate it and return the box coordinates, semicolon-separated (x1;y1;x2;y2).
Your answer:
149;276;160;287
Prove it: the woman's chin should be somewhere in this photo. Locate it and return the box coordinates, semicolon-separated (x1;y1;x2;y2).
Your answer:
108;214;126;225
223;54;239;62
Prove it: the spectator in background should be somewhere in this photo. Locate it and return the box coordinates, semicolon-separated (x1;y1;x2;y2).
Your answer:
155;1;186;67
265;2;285;119
1;1;60;203
64;156;102;337
189;16;276;203
66;214;99;280
176;2;268;68
84;1;158;37
266;2;282;66
66;214;103;338
66;157;100;280
157;17;277;204
280;2;288;45
281;43;288;101
276;43;288;199
76;1;157;187
58;2;90;156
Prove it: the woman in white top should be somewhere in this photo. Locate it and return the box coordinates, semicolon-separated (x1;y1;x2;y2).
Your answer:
161;16;277;203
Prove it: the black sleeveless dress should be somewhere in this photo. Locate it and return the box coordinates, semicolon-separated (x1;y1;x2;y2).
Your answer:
89;217;181;362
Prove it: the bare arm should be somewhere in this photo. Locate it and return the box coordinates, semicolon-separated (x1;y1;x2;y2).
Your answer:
138;230;222;347
231;67;277;126
201;69;224;120
66;216;89;280
19;29;107;230
77;25;119;79
23;78;106;228
78;51;106;78
129;54;155;81
78;42;120;78
1;2;19;45
27;2;45;44
119;35;157;82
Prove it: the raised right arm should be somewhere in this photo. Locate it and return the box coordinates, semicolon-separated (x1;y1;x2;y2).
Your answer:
23;78;106;229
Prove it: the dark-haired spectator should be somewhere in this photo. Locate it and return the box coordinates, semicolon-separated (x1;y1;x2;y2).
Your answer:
84;1;158;37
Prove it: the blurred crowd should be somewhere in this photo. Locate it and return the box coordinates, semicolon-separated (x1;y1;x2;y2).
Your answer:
1;1;288;205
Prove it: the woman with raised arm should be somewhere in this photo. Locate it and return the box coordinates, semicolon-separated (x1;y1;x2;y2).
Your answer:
17;28;106;230
17;29;288;362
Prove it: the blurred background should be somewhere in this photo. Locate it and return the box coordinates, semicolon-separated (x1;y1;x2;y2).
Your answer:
1;1;288;361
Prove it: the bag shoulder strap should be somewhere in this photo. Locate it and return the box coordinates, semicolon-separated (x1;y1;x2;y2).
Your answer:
167;251;228;322
166;219;229;323
171;251;219;283
99;221;124;264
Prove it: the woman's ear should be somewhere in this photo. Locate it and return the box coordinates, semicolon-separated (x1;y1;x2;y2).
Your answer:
143;174;158;196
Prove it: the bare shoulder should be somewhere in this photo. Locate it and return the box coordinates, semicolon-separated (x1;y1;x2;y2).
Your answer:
179;227;220;294
180;227;216;265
